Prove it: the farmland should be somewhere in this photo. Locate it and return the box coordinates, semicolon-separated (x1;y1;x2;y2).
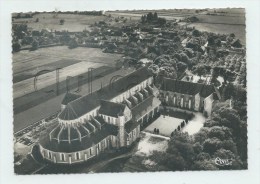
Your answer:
108;8;246;44
13;46;122;81
12;13;108;32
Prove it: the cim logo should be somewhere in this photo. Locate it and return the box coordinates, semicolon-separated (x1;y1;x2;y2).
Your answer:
215;157;233;166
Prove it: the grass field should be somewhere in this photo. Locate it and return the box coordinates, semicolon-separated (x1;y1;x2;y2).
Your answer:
13;13;108;32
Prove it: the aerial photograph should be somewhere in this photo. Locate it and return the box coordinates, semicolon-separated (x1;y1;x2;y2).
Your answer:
12;8;247;174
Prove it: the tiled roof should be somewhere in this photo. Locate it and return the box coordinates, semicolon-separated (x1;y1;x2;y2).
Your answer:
61;93;81;105
99;100;126;118
39;121;118;153
162;78;219;98
58;67;153;121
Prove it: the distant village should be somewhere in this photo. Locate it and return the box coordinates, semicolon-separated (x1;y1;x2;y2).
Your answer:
12;11;246;88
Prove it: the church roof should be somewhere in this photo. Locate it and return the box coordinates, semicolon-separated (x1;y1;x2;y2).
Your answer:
61;93;81;105
131;96;161;121
99;100;126;118
59;103;79;120
125;120;140;133
58;67;153;121
162;78;219;98
39;118;118;153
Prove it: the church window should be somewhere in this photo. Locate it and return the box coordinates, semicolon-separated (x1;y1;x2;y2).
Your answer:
76;152;80;160
48;151;52;159
61;153;65;161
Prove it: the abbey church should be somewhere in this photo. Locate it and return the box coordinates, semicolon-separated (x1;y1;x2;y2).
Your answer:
39;67;220;164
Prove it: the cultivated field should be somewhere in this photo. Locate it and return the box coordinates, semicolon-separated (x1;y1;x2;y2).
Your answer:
13;13;108;32
13;46;123;98
108;9;246;44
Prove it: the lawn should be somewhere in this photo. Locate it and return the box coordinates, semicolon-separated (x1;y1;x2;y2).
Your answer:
144;115;184;137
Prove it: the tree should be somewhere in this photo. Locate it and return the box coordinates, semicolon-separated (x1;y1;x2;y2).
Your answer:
223;83;235;100
141;15;146;23
157;17;166;25
68;39;78;49
177;62;187;72
192;29;201;37
12;42;21;52
193;142;203;154
208;126;233;141
194;127;210;144
31;39;39;51
203;138;222;155
192;160;219;170
146;12;153;22
194;65;207;79
179;52;190;65
60;19;65;25
195;152;211;161
153;12;158;20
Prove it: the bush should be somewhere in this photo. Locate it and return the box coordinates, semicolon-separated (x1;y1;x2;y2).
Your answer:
60;19;65;25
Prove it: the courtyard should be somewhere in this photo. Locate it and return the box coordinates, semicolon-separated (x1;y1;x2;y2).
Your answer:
144;112;206;137
144;115;183;137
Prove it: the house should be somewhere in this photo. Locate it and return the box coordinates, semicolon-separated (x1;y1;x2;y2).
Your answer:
231;39;242;48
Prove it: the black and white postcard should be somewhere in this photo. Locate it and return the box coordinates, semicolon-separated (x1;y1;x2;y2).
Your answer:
0;1;260;184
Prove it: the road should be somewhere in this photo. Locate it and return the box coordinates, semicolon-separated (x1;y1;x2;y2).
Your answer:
13;68;135;132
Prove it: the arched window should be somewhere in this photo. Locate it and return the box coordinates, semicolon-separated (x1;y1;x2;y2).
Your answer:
108;117;110;123
48;151;52;159
76;152;80;160
61;153;65;161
